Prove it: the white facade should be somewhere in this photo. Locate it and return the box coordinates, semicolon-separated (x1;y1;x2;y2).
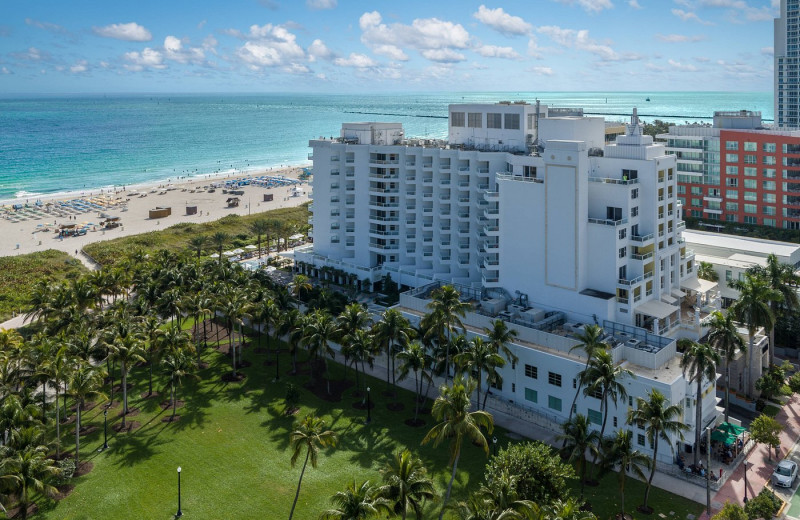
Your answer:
776;0;800;127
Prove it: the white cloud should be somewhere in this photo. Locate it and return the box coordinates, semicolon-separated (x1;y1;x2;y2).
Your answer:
316;73;327;80
1;67;11;74
372;45;409;61
553;0;614;14
198;20;207;30
307;0;337;9
69;59;88;74
203;35;218;53
671;9;714;25
527;37;543;58
12;47;51;62
537;26;621;61
472;5;532;36
697;0;779;22
762;46;774;56
528;66;554;75
359;11;470;64
235;24;307;71
25;18;67;34
163;36;206;65
123;48;165;71
475;45;521;59
308;39;333;61
93;22;152;42
334;53;377;68
421;48;466;63
656;33;706;42
628;0;642;8
668;59;698;71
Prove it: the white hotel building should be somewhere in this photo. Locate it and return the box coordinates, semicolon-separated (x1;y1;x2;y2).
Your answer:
296;103;719;461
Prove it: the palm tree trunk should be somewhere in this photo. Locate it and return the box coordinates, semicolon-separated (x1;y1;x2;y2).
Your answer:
386;342;392;390
439;450;460;520
724;361;731;424
414;371;420;422
149;352;154;396
747;334;755;397
172;376;177;419
620;475;626;517
288;451;310;520
475;375;482;412
325;359;331;395
643;428;659;510
74;402;81;464
55;386;61;458
238;323;244;366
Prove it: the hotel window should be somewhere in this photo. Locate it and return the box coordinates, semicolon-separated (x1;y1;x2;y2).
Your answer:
631;206;639;217
744;216;758;224
726;189;738;199
486;113;502;129
744;142;757;152
764;206;776;215
744;179;757;189
451;112;465;127
467;112;482;128
764;168;776;178
631;188;639;199
618;228;627;240
638;434;646;446
548;372;562;387
764;142;777;153
524;388;538;403
744;155;757;165
744;191;757;201
726;178;738;187
763;181;776;190
726;154;739;162
504;113;520;130
744;204;758;214
548;395;562;412
764;156;777;165
678;185;686;194
726;270;732;281
613;417;618;427
764;193;776;203
726;202;739;212
588;386;603;399
691;186;702;195
764;218;777;227
744;167;757;176
691;198;701;207
524;364;538;379
725;141;739;151
725;166;739;175
587;409;602;425
619;246;627;258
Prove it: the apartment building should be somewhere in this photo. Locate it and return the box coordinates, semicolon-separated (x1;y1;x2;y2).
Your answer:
775;0;800;127
659;111;800;230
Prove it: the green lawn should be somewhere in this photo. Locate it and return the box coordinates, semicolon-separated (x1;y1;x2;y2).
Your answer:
33;323;704;520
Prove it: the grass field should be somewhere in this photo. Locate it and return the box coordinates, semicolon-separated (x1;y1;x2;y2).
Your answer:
32;320;704;520
0;250;87;322
83;203;309;267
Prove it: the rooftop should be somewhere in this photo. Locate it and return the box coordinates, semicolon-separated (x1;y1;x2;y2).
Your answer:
683;230;800;259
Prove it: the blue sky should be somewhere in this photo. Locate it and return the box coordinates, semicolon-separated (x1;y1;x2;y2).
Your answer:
0;0;778;93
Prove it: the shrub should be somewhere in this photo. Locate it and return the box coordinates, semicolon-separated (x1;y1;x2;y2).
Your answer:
55;457;77;486
284;383;300;413
712;502;748;520
744;488;781;519
788;372;800;394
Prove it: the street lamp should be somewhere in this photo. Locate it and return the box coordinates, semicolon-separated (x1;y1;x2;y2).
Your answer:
492;436;498;456
743;460;750;504
176;466;183;517
102;409;108;450
366;387;372;425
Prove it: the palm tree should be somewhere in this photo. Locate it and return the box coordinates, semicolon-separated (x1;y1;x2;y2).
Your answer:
706;311;746;423
161;349;198;420
749;253;800;366
567;324;608;425
211;231;229;266
697;261;719;282
346;329;375;393
68;364;105;465
5;446;59;520
483;318;519;366
188;235;208;260
373;309;413;392
628;389;688;512
249;219;269;259
320;479;391;520
680;342;720;466
425;285;469;383
337;303;373;383
288;414;338;520
303;310;337;393
582;349;634;475
106;321;146;429
558;414;599;501
42;345;72;458
279;309;305;375
288;274;312;309
453;337;505;410
421;376;494;520
219;289;251;377
465;470;535;520
729;273;780;396
378;449;437;520
600;429;651;520
397;342;432;423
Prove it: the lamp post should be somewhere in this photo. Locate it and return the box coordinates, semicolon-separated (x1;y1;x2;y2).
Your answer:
492;436;498;456
366;387;372;425
275;347;280;381
102;409;108;450
743;460;750;504
176;466;182;517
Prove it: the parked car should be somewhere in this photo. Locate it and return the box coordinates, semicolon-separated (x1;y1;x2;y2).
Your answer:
773;460;798;488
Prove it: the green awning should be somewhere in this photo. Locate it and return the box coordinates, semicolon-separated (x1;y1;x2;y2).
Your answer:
711;430;736;444
718;422;747;436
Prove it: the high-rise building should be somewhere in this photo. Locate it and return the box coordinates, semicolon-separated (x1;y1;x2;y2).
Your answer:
775;0;800;127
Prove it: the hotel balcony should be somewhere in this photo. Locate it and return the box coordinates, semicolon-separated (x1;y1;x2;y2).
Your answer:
484;225;499;236
631;251;654;262
631;232;655;246
588;217;628;226
482;274;500;287
484;190;499;202
457;196;471;206
368;241;398;250
483;255;499;269
588;176;639;185
458;256;470;267
457;211;470;222
483;208;499;220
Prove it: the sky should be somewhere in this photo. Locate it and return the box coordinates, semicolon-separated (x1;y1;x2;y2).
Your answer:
0;0;779;94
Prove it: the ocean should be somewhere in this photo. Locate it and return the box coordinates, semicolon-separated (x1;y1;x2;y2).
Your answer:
0;91;772;202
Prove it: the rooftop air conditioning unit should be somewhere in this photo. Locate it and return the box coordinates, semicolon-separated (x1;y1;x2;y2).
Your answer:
626;339;642;348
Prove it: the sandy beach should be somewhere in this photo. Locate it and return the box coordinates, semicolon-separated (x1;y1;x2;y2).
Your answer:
0;165;311;264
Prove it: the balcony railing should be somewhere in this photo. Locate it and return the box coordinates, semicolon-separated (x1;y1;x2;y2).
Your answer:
588;176;639;185
632;233;654;242
589;217;628;226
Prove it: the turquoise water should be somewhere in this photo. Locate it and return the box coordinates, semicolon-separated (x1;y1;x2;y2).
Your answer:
0;91;772;201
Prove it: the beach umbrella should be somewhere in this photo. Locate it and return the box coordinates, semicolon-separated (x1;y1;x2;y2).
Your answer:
223;251;235;256
209;253;220;258
231;248;245;254
244;244;257;250
289;233;304;240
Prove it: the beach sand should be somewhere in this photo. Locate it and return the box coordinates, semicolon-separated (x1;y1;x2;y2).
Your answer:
0;166;311;264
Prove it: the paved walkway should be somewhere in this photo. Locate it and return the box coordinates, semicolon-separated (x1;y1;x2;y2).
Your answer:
702;393;800;519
